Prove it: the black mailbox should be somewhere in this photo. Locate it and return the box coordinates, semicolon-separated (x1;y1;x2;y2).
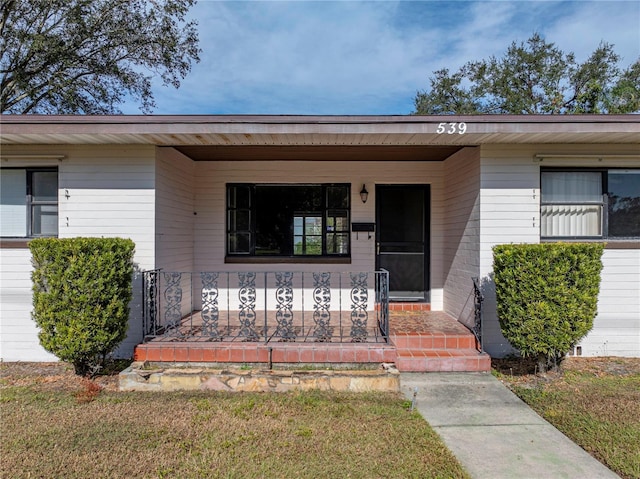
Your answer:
351;222;375;232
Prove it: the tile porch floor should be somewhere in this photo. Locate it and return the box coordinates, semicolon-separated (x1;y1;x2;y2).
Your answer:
133;306;490;372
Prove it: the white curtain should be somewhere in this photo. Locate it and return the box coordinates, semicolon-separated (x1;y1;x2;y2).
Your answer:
541;172;602;237
0;170;27;237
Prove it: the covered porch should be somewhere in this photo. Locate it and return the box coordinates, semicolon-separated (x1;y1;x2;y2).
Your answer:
133;269;490;372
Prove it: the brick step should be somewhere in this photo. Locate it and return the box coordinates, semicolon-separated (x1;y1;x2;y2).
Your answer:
395;349;491;372
134;342;397;364
388;302;431;312
390;333;477;350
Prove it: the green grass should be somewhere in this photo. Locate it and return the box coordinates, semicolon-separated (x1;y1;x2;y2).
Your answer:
498;359;640;479
0;376;468;479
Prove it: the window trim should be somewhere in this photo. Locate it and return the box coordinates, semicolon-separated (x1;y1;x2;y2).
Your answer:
225;183;351;260
0;167;59;239
540;167;640;241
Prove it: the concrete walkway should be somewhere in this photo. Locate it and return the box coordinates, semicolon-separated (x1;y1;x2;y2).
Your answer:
400;372;620;479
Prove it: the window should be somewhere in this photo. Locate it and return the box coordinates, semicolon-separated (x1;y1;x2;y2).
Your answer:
0;168;58;238
227;184;350;257
541;169;640;239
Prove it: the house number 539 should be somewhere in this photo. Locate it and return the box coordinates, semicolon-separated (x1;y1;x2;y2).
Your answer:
436;122;467;134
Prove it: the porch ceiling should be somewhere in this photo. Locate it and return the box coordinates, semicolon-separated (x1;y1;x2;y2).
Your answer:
173;145;464;161
1;114;639;147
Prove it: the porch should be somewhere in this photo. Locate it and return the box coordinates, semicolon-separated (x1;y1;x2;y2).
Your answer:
133;270;490;372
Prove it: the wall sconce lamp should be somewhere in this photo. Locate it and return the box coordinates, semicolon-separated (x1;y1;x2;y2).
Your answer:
360;184;369;203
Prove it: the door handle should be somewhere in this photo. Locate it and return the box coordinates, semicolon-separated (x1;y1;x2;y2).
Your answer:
376;242;380;255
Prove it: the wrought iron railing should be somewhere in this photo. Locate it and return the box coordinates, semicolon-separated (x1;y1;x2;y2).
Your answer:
472;277;484;353
142;270;390;344
142;268;161;340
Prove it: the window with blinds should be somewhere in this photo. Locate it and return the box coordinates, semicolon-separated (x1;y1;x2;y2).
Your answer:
541;169;640;239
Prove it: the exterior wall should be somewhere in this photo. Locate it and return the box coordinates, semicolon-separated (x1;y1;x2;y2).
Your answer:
0;145;156;361
154;148;195;319
442;147;481;328
0;248;57;361
479;144;640;358
192;160;447;310
578;249;640;356
155;148;195;272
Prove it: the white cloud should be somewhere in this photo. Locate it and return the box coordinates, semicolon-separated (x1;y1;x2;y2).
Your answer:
543;1;639;63
126;0;639;115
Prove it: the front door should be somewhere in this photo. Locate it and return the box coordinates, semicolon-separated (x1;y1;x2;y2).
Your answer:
375;185;429;301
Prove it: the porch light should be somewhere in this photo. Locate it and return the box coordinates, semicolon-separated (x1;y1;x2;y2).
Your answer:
360;184;369;203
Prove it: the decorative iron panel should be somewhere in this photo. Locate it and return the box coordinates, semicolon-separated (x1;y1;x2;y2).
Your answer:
472;277;484;352
163;272;184;337
274;272;296;341
312;272;332;341
238;272;259;341
350;272;368;342
201;272;222;340
377;270;389;339
142;269;160;337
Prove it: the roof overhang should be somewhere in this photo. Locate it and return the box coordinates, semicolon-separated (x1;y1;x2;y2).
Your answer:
1;115;639;156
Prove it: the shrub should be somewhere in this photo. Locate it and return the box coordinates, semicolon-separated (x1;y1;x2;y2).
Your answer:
29;237;135;376
492;243;604;371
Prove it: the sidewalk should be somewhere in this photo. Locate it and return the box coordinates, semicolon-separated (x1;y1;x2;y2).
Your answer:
400;372;620;479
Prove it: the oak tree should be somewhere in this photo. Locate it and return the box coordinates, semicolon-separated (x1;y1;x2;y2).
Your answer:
414;33;640;115
1;0;200;114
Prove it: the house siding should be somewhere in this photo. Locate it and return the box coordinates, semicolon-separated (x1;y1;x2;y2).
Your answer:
155;148;195;272
442;147;481;329
154;148;196;318
578;249;640;357
479;144;640;358
0;145;156;361
0;248;57;361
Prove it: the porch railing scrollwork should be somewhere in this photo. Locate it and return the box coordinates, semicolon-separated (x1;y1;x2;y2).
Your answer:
141;270;390;344
142;269;160;338
274;272;295;341
349;272;369;342
472;276;484;353
376;269;390;339
238;272;259;341
200;272;221;340
312;272;332;342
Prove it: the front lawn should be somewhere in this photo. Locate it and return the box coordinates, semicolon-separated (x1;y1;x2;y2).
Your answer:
0;362;468;479
494;357;640;479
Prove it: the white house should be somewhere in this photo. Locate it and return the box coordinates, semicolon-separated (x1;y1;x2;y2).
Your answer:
1;115;638;366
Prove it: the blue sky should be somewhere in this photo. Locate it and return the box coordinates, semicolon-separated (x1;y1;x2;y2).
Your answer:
122;0;640;115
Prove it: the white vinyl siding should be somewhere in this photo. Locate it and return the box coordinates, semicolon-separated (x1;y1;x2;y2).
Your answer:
577;249;640;357
155;147;195;273
0;249;57;361
154;148;196;319
0;145;156;361
442;147;481;329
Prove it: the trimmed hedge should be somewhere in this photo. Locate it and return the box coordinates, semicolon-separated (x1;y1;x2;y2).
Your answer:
29;237;135;376
493;243;604;370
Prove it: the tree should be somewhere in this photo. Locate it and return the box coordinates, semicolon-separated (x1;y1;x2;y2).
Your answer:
1;0;200;114
414;33;640;115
